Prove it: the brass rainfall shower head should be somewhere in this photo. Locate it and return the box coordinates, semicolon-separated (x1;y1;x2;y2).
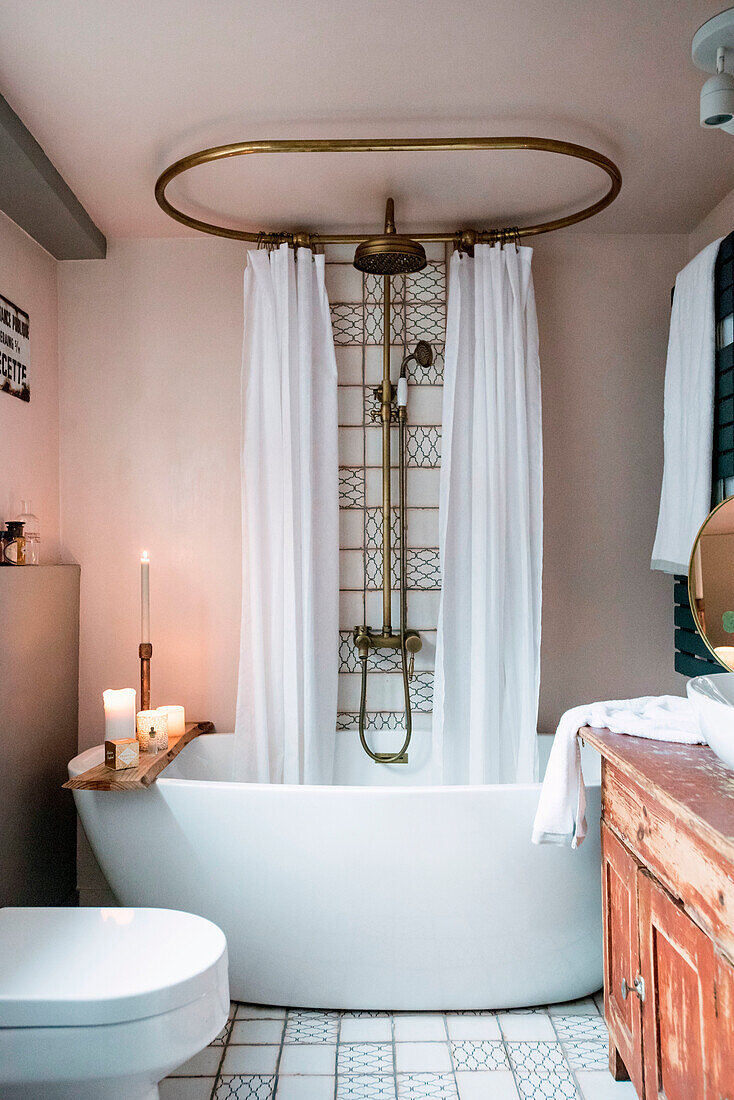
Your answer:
353;198;427;275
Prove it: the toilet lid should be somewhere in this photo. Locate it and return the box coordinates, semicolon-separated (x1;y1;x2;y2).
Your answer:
0;907;228;1027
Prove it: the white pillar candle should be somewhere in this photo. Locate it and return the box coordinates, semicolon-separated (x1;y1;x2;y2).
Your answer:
156;705;185;740
140;551;150;643
137;710;169;751
103;688;137;741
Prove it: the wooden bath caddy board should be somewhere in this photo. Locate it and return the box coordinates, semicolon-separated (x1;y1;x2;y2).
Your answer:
63;722;214;791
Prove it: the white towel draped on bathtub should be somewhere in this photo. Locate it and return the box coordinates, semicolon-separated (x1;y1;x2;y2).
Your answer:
432;244;542;784
532;696;704;848
234;244;340;783
651;238;722;575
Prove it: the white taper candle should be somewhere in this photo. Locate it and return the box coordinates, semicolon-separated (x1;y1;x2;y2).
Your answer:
140;550;150;643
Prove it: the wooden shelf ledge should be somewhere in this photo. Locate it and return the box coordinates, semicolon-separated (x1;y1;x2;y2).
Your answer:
63;721;214;791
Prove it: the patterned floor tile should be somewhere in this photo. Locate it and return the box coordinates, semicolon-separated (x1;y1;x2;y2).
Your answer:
451;1040;509;1071
561;1039;609;1070
338;1042;395;1074
337;1076;398;1099
396;1073;458;1099
284;1010;339;1043
512;1072;579;1099
215;1077;276;1100
507;1042;579;1099
552;1016;608;1043
340;1009;392;1017
505;1042;568;1074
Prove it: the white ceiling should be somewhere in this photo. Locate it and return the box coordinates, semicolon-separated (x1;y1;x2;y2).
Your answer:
1;0;733;240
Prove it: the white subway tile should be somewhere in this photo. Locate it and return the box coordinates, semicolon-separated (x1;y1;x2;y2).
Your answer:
325;262;363;302
339;549;365;590
407;508;439;547
407;385;443;425
338;385;365;425
340;508;364;549
335;346;364;385
339;426;364;467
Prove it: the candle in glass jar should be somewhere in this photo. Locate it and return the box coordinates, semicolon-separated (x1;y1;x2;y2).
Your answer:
103;689;137;741
136;710;169;751
140;551;150;643
156;705;185;740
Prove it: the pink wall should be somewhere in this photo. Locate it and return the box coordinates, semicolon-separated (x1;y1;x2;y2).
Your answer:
0;211;60;560
59;231;688;755
533;232;687;729
59;238;245;752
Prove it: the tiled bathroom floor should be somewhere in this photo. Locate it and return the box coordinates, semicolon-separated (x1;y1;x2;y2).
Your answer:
161;993;639;1100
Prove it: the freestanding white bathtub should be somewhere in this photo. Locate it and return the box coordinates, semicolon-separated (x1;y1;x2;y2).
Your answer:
69;733;602;1010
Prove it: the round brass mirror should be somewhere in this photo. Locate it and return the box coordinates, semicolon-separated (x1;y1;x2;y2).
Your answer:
688;496;734;671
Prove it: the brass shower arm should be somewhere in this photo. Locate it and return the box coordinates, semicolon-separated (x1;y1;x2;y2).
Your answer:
154;136;621;245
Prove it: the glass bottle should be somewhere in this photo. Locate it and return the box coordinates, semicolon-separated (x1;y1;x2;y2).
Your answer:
16;501;39;565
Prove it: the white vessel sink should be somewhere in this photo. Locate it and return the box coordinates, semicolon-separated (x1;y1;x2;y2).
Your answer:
687;674;734;771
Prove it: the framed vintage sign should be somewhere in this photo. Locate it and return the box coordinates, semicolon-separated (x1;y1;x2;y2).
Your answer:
0;293;30;402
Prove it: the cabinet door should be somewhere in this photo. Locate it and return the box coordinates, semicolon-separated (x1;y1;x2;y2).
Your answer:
601;823;644;1096
638;871;720;1099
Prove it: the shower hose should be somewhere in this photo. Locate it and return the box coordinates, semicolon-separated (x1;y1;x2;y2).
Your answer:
358;407;412;763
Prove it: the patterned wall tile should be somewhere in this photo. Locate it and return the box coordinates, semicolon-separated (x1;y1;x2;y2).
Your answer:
365;507;399;548
332;304;364;345
364;302;405;345
364;548;441;591
406;301;447;343
365;273;405;303
406;426;441;467
337;711;406;731
339;468;365;508
407;262;446;302
410;672;435;711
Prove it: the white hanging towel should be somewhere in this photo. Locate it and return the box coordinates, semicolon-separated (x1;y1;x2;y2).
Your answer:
651;238;723;574
532;696;704;848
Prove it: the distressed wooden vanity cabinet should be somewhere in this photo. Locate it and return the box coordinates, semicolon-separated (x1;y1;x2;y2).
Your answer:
582;726;734;1099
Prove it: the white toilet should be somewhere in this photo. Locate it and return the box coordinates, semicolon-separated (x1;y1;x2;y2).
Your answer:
0;906;229;1099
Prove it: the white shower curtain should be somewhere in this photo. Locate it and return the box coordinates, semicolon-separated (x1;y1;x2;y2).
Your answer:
432;244;542;785
234;244;339;783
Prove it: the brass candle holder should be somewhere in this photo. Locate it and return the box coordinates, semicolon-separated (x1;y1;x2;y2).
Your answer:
139;642;152;712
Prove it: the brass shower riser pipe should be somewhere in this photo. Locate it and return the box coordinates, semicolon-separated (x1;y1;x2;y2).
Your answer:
381;272;392;634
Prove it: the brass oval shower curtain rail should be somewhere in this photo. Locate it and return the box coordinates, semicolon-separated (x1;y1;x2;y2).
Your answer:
155;136;621;243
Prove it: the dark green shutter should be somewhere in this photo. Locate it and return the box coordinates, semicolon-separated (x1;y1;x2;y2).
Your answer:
673;232;734;675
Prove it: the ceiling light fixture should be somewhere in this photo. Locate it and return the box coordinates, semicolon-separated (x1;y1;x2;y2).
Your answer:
693;8;734;129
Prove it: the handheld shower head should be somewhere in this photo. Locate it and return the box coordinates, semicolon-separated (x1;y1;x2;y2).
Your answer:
399;340;434;379
413;340;434;368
